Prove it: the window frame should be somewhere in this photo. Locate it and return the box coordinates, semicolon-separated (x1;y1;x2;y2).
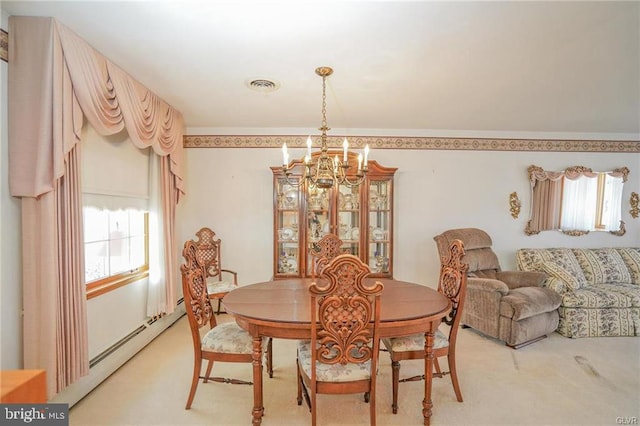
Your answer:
86;212;149;299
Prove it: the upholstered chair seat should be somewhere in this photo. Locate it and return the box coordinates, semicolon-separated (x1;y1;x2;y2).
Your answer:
201;322;269;354
297;341;372;382
382;329;449;353
206;279;237;298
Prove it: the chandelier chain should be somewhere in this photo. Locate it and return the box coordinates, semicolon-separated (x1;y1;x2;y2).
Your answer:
321;74;327;131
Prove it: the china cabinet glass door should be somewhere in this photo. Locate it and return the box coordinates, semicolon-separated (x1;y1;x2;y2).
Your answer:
337;184;361;257
305;186;331;273
367;179;392;274
275;178;301;276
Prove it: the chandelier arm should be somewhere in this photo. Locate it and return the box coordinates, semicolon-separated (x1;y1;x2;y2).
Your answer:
340;173;367;188
281;167;303;187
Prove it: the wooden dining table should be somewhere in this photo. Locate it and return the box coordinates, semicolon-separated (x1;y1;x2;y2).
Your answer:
223;277;451;426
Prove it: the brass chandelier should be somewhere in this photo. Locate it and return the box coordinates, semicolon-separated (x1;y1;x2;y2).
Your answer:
281;66;370;189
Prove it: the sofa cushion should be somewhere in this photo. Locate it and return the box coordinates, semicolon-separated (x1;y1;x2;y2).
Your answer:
617;248;640;285
561;285;638;309
515;248;545;273
500;286;562;321
538;249;587;291
572;248;632;285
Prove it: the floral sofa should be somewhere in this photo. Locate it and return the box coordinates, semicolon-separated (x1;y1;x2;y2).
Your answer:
516;248;640;338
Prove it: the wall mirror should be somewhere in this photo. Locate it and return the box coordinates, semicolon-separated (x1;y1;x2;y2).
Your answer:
526;165;629;236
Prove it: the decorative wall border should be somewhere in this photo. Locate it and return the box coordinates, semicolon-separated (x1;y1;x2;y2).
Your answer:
0;29;8;63
184;135;639;152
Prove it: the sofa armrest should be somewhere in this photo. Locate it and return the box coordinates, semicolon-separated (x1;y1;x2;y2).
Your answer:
544;276;569;295
496;270;547;289
467;277;510;296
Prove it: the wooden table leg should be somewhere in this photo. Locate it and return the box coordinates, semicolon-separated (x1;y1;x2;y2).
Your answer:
422;329;435;426
251;335;264;425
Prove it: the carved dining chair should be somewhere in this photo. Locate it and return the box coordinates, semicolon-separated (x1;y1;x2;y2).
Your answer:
382;239;468;413
181;240;273;410
192;227;238;314
296;254;384;426
309;232;346;277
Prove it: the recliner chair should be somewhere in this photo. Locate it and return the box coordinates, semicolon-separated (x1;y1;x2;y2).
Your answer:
434;228;562;348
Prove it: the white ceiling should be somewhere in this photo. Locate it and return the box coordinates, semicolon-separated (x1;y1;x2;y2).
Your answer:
2;1;639;139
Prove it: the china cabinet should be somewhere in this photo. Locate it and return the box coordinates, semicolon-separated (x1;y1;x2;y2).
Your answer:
272;151;396;278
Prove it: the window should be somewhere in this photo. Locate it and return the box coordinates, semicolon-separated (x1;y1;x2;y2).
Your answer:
84;206;149;299
560;173;624;232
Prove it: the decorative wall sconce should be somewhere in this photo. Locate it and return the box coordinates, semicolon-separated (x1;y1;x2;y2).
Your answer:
509;192;521;219
630;192;639;219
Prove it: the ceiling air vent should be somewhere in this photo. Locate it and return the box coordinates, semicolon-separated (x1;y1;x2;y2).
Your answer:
247;78;280;93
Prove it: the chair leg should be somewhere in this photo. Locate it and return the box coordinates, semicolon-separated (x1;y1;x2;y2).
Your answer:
266;338;273;378
203;359;213;383
369;385;376;426
448;352;463;402
186;356;202;409
216;299;223;315
310;387;317;426
391;360;400;414
434;357;442;376
296;359;303;406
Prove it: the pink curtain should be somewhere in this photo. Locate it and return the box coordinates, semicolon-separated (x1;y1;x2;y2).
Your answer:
8;16;184;396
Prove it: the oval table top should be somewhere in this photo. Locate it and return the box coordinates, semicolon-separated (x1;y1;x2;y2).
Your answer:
223;277;451;337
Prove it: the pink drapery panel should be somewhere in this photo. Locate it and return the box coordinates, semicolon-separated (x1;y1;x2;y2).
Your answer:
9;16;88;397
529;179;562;231
527;166;565;232
8;16;184;396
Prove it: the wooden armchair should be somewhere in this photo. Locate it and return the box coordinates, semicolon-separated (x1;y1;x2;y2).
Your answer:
192;227;238;314
180;240;273;410
309;233;346;277
382;239;468;413
296;254;384;425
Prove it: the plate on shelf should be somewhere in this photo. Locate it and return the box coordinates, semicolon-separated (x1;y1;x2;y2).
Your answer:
280;227;294;241
286;257;298;273
284;190;298;208
372;228;385;241
351;227;360;240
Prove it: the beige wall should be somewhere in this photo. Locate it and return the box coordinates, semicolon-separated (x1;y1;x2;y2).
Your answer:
176;146;640;289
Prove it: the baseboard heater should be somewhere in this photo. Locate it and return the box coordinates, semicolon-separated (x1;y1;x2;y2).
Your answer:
51;298;186;407
88;297;185;368
88;324;148;368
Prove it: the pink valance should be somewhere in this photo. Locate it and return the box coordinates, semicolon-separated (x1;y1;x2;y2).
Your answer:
9;17;184;199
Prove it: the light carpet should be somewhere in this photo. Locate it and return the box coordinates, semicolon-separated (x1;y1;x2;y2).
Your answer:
69;314;640;425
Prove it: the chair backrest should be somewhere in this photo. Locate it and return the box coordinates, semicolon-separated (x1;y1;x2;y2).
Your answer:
434;228;500;278
309;254;384;374
309;233;345;277
437;239;469;342
181;240;217;346
194;227;224;281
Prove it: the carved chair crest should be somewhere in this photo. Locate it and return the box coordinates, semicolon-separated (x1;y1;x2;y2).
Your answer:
194;227;222;278
181;240;215;329
310;233;346;276
309;254;384;365
438;239;468;327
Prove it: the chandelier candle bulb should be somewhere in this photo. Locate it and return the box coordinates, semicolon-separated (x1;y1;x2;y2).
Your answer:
343;138;348;162
358;153;363;171
364;144;370;168
307;137;312;157
282;143;289;166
